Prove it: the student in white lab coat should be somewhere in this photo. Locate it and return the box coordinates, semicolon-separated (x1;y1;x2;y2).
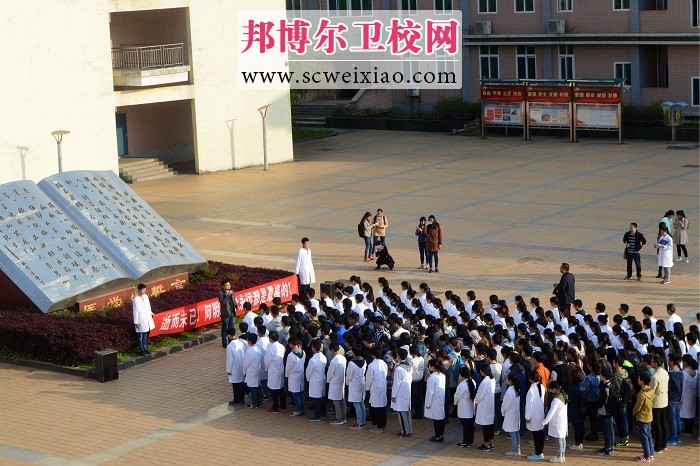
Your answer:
346;346;367;429
525;371;547;460
256;325;270;400
425;358;447;442
454;365;476;447
285;337;307;416
501;373;522;456
474;365;496;451
132;283;155;355
327;342;347;425
294;237;316;294
225;328;246;406
306;339;327;421
264;331;286;412
392;348;413;437
243;333;263;409
366;346;389;433
542;381;569;463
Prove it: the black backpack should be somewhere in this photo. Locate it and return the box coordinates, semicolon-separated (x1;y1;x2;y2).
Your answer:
357;222;364;238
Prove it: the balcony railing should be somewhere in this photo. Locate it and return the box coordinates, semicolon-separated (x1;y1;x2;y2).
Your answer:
111;43;185;70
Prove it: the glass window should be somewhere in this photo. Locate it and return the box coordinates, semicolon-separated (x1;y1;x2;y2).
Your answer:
558;45;574;80
515;0;534;12
480;45;499;79
435;0;453;13
479;0;497;13
402;0;417;14
330;0;372;16
614;62;632;86
286;0;302;12
693;0;700;27
558;0;573;12
692;77;699;106
613;0;630;11
516;45;536;79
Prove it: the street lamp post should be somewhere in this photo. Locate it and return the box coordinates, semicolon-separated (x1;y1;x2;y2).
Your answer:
257;105;271;171
225;119;237;169
51;130;70;173
16;146;29;181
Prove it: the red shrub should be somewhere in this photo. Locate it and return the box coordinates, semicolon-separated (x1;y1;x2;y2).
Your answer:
0;262;292;366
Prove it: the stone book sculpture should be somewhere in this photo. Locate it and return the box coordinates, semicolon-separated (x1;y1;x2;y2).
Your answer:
0;171;206;313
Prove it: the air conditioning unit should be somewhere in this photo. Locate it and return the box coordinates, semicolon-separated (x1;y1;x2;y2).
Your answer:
407;88;420;97
548;19;566;34
475;21;492;35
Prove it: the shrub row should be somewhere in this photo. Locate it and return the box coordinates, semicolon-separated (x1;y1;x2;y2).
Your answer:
0;262;292;366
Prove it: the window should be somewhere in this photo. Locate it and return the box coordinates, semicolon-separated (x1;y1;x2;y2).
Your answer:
515;0;534;12
614;62;632;86
435;0;453;13
693;0;699;27
480;45;499;79
286;0;302;12
559;45;574;80
692;77;699;106
479;0;497;13
329;0;372;16
436;51;456;75
402;0;417;14
516;45;536;79
613;0;630;10
558;0;573;12
403;58;419;82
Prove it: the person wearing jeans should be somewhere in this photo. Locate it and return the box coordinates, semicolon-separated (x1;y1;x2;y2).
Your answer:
633;372;655;461
596;370;615;455
423;215;442;273
623;223;646;280
415;217;427;269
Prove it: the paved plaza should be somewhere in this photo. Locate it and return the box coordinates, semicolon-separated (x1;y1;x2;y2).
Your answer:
1;130;698;465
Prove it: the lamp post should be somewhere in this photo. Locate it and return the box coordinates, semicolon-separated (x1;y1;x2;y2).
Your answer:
257;104;271;171
225;119;237;169
51;130;70;173
16;146;29;181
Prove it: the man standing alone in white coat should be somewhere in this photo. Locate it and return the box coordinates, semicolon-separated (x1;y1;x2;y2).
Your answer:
133;283;155;356
295;237;316;295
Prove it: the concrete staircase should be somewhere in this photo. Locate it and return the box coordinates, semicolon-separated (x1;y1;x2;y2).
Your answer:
118;157;178;183
291;100;349;127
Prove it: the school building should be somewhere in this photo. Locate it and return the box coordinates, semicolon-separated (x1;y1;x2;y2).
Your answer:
0;0;293;185
292;1;699;112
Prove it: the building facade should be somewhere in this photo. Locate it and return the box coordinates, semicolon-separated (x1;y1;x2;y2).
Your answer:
1;0;294;185
291;0;699;111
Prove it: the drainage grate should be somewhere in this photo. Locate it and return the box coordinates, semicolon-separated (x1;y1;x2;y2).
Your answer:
317;148;334;151
682;165;700;167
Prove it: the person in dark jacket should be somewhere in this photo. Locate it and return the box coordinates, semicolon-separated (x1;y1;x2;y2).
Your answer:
623;223;647;280
553;263;575;318
567;368;587;450
508;354;528;437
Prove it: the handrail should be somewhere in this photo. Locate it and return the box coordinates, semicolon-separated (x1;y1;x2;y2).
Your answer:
111;43;185;69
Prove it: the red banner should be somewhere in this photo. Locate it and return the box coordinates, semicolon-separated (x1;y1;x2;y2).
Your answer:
526;86;572;103
481;85;524;102
573;86;620;104
234;274;298;315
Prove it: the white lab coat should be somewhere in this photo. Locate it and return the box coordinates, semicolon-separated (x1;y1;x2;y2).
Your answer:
501;385;521;433
257;336;270;380
525;382;546;432
346;359;367;403
474;376;496;425
680;368;698;418
242;311;257;332
453;378;475;419
424;372;446;420
306;352;327;398
264;341;286;390
656;234;674;268
366;358;388;407
132;294;155;332
225;338;246;384
391;362;412;411
294;247;316;285
543;396;568;438
285;350;306;393
327;354;347;401
243;344;262;387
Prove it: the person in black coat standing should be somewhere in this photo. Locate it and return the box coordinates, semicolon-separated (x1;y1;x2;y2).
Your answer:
623;222;647;281
553;263;575;318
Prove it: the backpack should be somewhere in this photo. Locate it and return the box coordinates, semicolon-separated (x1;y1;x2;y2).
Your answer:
583;373;600;402
619;378;635;406
358;222;364;238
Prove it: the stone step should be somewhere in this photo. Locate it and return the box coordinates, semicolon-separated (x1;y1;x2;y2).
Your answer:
118;157;163;169
120;165;175;178
293;119;327;127
127;171;178;183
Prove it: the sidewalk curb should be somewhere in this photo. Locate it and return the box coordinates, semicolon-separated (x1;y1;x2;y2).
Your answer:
0;330;219;380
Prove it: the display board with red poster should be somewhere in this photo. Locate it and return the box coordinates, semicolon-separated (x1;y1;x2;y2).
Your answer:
481;84;526;138
525;85;573;141
572;85;622;142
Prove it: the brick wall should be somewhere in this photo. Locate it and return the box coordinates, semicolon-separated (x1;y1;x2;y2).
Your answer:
548;0;630;33
640;2;698;33
115;100;194;155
